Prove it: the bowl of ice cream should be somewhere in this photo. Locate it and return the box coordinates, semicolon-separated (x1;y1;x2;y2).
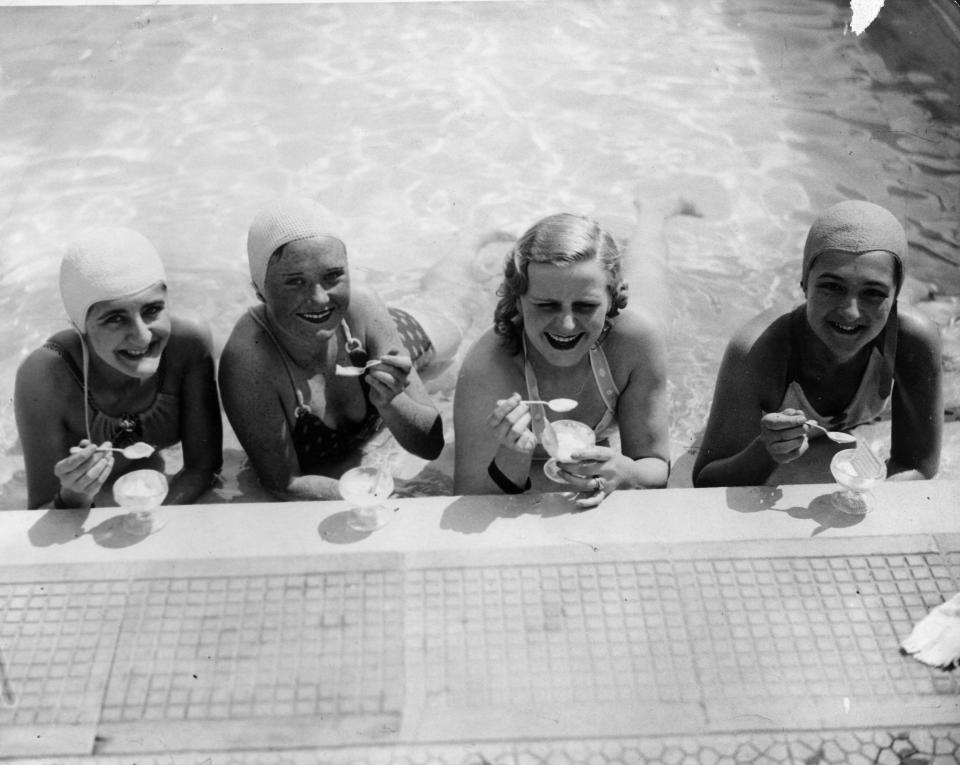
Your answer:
113;469;168;534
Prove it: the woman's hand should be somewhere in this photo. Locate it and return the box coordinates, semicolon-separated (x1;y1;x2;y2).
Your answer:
553;445;628;509
53;438;114;507
758;408;809;464
487;393;537;454
366;352;413;408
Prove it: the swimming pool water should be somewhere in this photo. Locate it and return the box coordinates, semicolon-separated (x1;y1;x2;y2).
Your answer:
0;0;957;507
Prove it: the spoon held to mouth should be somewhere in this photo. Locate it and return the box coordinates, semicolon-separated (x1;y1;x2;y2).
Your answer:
806;420;857;444
519;398;579;413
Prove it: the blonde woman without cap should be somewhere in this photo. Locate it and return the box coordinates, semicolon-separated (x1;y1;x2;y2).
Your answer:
218;196;470;500
693;200;942;487
453;190;696;508
14;228;223;510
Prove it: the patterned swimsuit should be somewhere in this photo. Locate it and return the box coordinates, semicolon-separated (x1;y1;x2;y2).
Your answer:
249;306;434;472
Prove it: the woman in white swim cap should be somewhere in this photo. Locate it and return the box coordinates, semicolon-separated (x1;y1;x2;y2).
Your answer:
218;196;473;500
694;200;942;487
14;227;223;509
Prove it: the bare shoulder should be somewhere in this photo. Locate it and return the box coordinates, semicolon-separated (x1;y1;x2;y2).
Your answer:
727;308;791;357
166;315;215;360
897;305;941;354
16;333;74;389
456;327;521;396
459;327;514;375
345;284;393;338
218;308;281;389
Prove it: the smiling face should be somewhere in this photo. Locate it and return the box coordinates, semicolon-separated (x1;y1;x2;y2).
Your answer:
804;249;897;361
262;236;350;345
85;282;170;380
519;258;612;367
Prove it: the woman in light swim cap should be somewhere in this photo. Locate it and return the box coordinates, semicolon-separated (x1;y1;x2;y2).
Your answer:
14;227;223;509
218;196;469;500
693;200;942;487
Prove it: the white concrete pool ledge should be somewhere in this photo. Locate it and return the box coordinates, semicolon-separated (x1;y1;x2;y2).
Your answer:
1;479;956;568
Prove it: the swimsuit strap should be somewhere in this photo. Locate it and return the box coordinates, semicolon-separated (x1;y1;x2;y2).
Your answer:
339;316;369;367
248;307;310;416
43;334;167;443
247;308;363;418
521;334;619;440
786;303;896;400
588;341;619;434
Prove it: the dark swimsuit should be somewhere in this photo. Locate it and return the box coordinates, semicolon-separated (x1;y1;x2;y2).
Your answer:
42;339;181;449
249;307;434;473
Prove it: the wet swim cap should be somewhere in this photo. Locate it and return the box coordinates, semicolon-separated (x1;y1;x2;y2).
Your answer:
801;200;908;294
246;196;346;294
59;227;167;329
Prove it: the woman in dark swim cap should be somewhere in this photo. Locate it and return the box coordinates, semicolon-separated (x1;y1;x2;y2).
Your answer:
694;200;942;487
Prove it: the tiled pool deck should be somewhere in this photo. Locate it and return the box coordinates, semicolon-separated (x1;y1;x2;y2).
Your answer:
0;481;957;763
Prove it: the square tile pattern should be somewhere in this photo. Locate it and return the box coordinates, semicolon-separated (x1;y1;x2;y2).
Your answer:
0;539;957;758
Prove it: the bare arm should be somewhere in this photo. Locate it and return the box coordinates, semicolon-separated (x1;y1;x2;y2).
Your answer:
453;331;535;495
692;316;799;488
887;310;942;480
218;320;343;501
14;348;113;509
357;289;444;460
570;311;670;490
165;318;223;505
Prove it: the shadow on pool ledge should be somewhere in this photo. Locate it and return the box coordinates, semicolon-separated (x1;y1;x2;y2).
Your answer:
725;486;866;536
440;492;581;534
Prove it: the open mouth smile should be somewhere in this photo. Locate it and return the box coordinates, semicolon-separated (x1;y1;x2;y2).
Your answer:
298;308;335;324
544;331;584;350
828;320;863;335
117;342;158;360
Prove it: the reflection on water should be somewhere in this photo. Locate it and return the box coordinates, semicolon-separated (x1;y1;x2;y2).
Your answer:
0;0;957;507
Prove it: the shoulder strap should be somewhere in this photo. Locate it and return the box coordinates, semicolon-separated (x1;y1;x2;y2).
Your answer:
42;339;84;388
247;307;309;415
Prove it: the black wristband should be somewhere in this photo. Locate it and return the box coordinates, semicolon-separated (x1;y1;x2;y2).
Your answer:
487;458;531;494
52;489;94;510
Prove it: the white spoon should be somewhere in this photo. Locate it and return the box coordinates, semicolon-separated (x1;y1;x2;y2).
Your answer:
806;420;857;444
336;360;380;377
98;442;156;459
519;398;579;413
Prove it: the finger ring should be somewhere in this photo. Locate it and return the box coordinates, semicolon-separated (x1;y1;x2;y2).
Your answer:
593;476;604;493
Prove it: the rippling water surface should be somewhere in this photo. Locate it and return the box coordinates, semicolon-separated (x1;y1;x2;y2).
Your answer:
1;0;957;506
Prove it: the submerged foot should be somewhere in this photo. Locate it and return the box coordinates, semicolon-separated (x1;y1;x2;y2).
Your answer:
471;229;516;282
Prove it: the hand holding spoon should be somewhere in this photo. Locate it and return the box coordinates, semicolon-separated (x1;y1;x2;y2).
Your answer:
806;420;857;444
519;398;578;413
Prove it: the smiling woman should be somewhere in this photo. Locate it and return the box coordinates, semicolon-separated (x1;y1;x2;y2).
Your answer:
13;228;223;509
453;202;677;508
217;196;466;501
693;200;943;487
